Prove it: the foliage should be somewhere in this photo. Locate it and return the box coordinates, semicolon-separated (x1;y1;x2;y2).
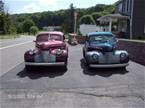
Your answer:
0;1;16;35
29;26;39;35
22;19;35;33
16;22;23;33
91;12;102;25
1;1;115;35
100;5;115;15
0;13;16;34
79;15;96;25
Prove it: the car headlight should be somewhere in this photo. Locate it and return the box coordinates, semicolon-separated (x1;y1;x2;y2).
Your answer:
28;49;34;55
120;53;126;58
92;54;98;60
55;49;63;55
120;53;129;63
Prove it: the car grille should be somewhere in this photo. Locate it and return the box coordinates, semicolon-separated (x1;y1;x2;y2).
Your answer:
99;52;119;64
34;51;56;63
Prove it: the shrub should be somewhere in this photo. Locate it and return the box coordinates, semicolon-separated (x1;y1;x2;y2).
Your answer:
29;26;39;35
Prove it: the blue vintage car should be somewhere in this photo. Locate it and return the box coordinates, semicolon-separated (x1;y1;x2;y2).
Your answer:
83;32;129;68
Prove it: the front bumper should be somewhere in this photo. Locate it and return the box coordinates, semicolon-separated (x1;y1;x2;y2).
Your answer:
89;63;129;68
25;62;66;66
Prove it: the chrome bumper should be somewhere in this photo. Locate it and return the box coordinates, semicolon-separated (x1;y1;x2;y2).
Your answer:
25;62;65;66
89;63;129;68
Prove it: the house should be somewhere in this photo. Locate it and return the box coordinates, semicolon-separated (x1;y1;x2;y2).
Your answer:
79;24;109;36
98;0;145;39
43;26;61;31
116;0;145;39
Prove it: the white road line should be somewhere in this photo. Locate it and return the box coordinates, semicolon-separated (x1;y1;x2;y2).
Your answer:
0;41;32;50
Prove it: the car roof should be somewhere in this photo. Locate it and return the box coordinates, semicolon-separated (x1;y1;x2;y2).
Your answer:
38;31;64;36
87;32;114;36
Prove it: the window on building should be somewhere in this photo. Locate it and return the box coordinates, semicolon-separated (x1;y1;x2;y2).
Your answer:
125;0;130;13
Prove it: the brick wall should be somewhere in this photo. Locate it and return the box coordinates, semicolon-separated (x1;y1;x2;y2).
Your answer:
117;39;145;65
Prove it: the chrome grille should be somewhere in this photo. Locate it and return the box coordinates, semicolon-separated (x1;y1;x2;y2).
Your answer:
99;52;119;64
35;51;56;63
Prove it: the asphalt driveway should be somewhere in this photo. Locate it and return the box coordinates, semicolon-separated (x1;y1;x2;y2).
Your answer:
0;42;145;108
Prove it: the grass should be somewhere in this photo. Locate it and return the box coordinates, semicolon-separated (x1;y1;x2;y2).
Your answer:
0;33;34;40
0;34;18;40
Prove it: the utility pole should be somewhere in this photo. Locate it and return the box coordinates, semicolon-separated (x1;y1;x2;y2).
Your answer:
74;10;78;33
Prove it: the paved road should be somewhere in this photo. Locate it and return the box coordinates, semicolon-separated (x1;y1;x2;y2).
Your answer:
0;36;35;75
0;38;145;108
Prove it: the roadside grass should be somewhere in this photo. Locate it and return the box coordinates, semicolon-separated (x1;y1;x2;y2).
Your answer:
0;33;34;40
0;34;18;40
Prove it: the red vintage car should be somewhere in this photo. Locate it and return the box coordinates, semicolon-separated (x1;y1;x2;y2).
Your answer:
24;31;68;70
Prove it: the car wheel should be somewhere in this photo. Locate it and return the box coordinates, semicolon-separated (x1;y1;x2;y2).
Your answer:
62;61;67;70
83;59;90;69
83;49;85;58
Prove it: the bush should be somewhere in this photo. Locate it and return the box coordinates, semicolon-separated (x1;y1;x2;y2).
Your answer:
23;19;35;33
29;26;39;35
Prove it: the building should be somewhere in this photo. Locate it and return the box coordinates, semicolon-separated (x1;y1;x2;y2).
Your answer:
79;24;109;36
43;26;61;31
115;0;145;39
98;0;145;39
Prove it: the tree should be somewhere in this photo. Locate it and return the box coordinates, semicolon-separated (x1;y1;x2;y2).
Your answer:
29;26;39;35
91;12;102;25
2;13;16;34
22;19;35;33
16;22;23;33
79;15;96;25
0;1;16;35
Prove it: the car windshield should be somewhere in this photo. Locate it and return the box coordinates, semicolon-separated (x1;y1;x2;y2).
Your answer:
37;34;62;42
50;34;62;41
89;34;115;44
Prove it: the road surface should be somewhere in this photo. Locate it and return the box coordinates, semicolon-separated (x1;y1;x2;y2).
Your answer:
0;36;145;108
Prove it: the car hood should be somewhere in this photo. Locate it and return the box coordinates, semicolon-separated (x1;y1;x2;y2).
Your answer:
36;40;64;50
89;42;115;52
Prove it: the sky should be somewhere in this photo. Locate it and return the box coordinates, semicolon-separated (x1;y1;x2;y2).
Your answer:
3;0;118;14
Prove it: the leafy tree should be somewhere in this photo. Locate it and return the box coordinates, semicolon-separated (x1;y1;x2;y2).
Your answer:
0;1;16;35
10;4;115;34
2;13;16;34
91;12;102;25
16;22;23;33
29;26;39;35
22;19;35;33
100;5;115;16
79;15;96;25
